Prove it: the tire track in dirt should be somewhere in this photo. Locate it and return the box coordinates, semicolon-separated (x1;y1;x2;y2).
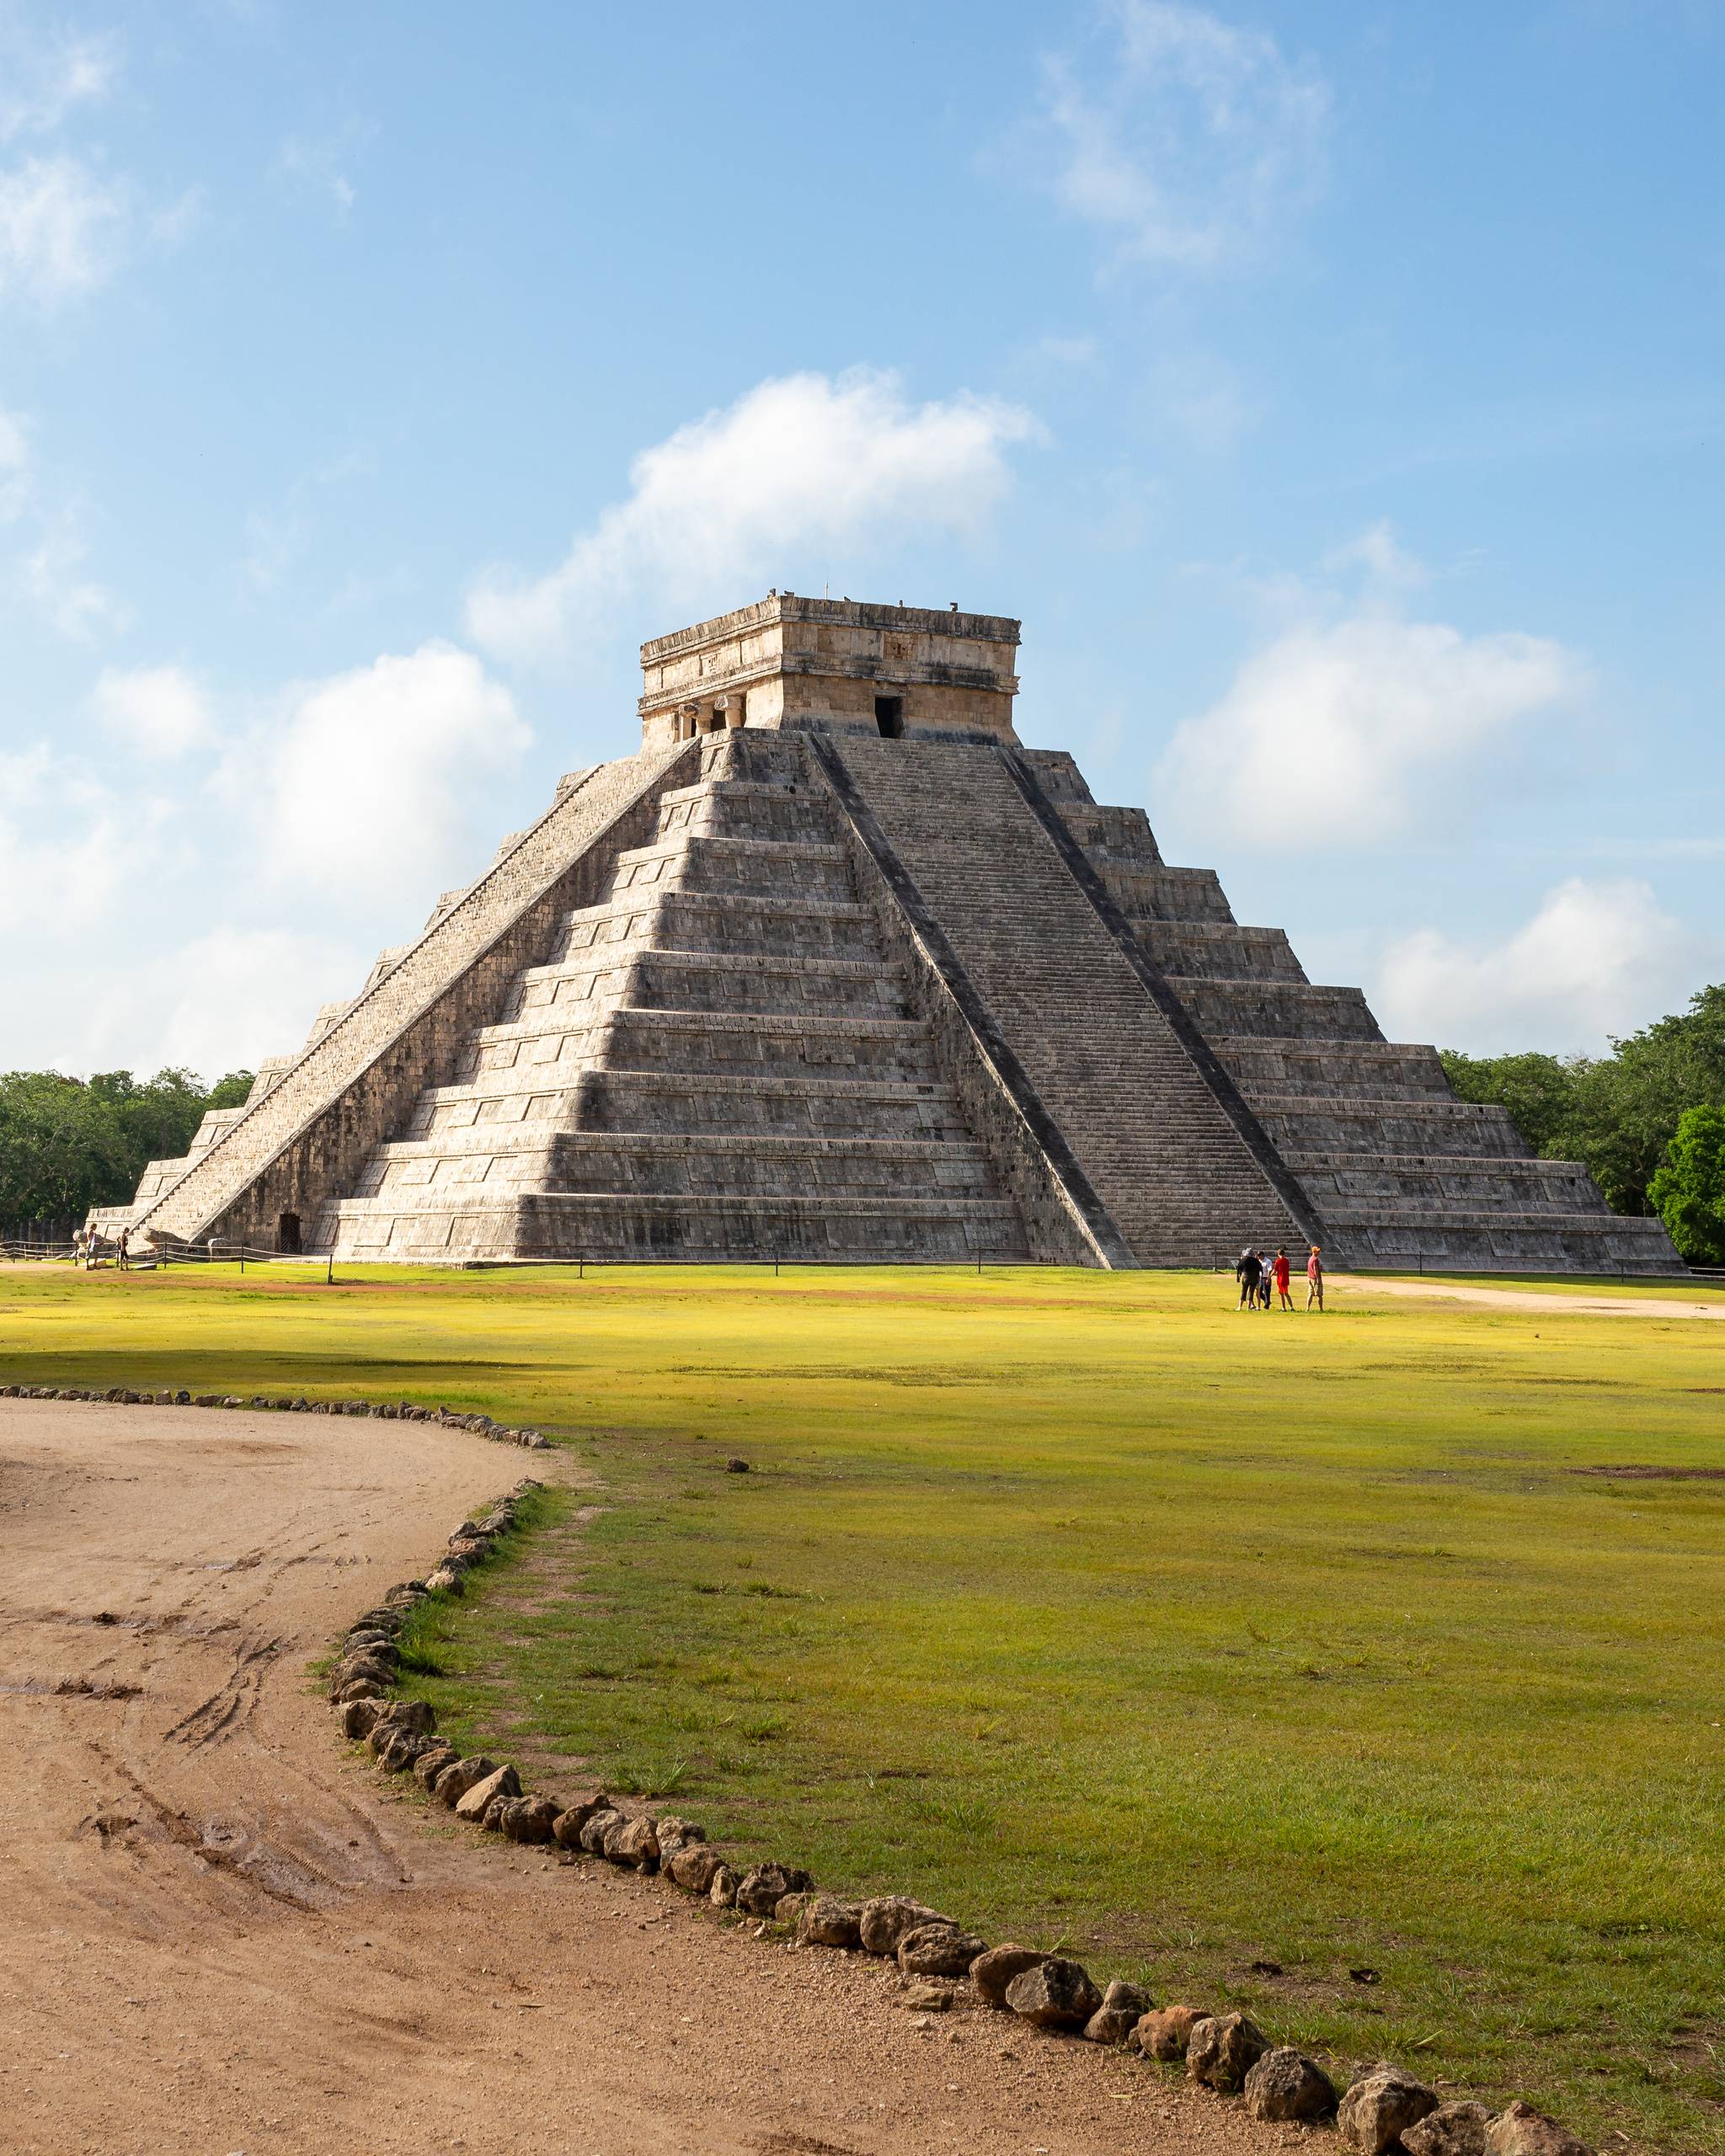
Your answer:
0;1397;1282;2156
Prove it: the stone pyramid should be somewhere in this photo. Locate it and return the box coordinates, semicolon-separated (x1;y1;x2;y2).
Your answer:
109;597;1680;1273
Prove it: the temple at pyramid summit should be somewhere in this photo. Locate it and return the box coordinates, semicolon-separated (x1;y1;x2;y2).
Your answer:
104;596;1680;1273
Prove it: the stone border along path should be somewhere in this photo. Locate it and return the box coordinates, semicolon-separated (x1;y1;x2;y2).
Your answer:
2;1380;1593;2156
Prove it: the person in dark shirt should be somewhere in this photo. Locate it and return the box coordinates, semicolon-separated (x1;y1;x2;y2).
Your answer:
1235;1246;1262;1308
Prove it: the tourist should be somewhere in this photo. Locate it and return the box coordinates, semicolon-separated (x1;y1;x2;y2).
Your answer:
1258;1251;1273;1309
70;1225;86;1267
1235;1246;1261;1308
1272;1246;1293;1309
116;1225;131;1273
1306;1246;1324;1310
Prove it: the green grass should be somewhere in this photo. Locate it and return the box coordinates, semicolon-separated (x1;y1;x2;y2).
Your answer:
3;1258;1722;2151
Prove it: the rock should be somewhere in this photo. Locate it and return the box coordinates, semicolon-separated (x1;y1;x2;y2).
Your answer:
970;1943;1048;2007
1005;1958;1103;2031
1338;2064;1441;2155
899;1924;987;1979
329;1653;396;1699
1187;2012;1270;2093
481;1792;518;1831
431;1754;495;1806
424;1566;464;1595
655;1815;706;1861
664;1843;724;1893
900;1982;952;2012
1484;2101;1590;2156
797;1897;862;1950
774;1891;815;1927
708;1863;739;1908
412;1743;460;1790
736;1862;798;1917
1135;2004;1202;2059
1244;2047;1338;2122
551;1792;613;1848
377;1728;436;1774
1101;1978;1152;2018
859;1897;951;1957
371;1698;435;1740
579;1807;625;1854
334;1678;388;1705
1405;2104;1496;2156
1083;2006;1142;2046
503;1796;561;1844
454;1764;521;1822
339;1696;390;1739
724;1457;750;1473
609;1817;661;1870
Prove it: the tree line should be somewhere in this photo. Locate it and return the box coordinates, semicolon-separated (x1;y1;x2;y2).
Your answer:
0;1068;254;1230
1441;981;1725;1267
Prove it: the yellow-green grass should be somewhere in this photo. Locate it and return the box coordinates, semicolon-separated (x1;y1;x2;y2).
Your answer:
3;1261;1722;2150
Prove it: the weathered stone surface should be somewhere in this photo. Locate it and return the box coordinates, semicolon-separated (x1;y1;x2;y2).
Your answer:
1243;2047;1338;2122
708;1862;739;1908
1338;2064;1441;2155
454;1764;521;1822
339;1696;390;1739
774;1892;815;1929
1187;2012;1270;2092
797;1897;862;1950
579;1807;625;1854
330;1652;396;1698
551;1792;612;1847
608;1817;660;1870
970;1943;1048;2007
859;1897;950;1958
899;1983;952;2012
667;1844;727;1895
899;1924;987;1979
334;1678;389;1707
377;1727;435;1774
1135;2004;1202;2061
1004;1958;1103;2031
1484;2101;1590;2156
1100;1978;1152;2018
1082;2006;1141;2046
1404;2103;1496;2156
372;1696;435;1738
412;1742;460;1790
654;1814;706;1861
503;1796;561;1844
481;1792;518;1832
736;1862;799;1917
431;1754;494;1806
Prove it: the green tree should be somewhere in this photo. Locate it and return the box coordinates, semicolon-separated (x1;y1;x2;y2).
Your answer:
1562;984;1725;1214
0;1067;254;1227
1647;1104;1725;1267
1439;1049;1583;1155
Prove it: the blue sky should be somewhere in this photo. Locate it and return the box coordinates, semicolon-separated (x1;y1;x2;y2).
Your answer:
2;0;1721;1077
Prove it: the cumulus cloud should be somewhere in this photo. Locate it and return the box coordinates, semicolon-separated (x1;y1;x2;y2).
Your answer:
465;368;1040;667
0;152;126;303
1037;0;1329;270
0;18;117;141
91;664;215;758
229;641;529;900
1156;531;1588;851
0;743;172;937
1375;878;1707;1058
0;398;26;517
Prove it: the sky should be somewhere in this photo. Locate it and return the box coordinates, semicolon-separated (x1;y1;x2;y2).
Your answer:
2;0;1721;1079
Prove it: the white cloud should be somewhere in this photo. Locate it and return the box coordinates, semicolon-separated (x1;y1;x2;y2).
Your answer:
91;664;215;758
465;367;1040;667
1156;531;1588;851
278;126;371;222
0;743;172;937
17;504;126;637
0;20;117;141
0;152;126;303
0;398;26;517
227;641;529;900
1375;878;1708;1057
1038;0;1329;270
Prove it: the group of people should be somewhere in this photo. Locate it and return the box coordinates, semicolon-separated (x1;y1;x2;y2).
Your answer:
1235;1243;1323;1310
71;1225;128;1269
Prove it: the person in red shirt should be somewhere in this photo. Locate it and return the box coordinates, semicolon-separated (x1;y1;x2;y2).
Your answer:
1272;1247;1293;1309
1306;1245;1324;1310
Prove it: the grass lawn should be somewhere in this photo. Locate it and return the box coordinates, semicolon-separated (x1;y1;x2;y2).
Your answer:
3;1259;1722;2151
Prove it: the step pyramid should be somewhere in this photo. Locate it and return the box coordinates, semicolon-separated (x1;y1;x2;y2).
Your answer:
108;595;1681;1275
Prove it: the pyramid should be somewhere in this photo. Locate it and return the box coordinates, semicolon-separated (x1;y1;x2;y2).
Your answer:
108;597;1680;1274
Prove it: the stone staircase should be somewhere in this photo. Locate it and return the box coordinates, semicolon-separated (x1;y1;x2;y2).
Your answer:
309;734;1028;1262
1035;759;1679;1275
820;739;1304;1267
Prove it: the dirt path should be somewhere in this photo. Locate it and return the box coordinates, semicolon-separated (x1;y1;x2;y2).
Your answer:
1343;1273;1725;1321
0;1400;1286;2156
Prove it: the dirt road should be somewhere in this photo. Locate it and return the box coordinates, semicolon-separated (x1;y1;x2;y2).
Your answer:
0;1399;1286;2156
1345;1274;1725;1321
